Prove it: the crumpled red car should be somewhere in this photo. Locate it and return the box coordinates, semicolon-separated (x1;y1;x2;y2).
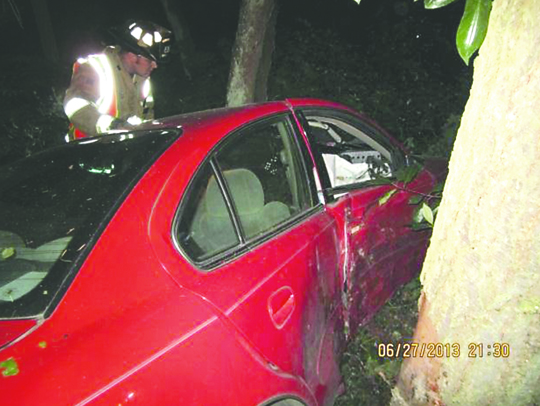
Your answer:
0;99;446;406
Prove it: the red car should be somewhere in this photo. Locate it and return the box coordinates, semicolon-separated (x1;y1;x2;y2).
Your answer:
0;99;445;405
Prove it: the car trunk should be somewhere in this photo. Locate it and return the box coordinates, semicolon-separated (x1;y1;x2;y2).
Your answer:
0;319;38;348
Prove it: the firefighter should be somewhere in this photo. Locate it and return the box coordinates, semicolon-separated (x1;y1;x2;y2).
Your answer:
63;20;172;141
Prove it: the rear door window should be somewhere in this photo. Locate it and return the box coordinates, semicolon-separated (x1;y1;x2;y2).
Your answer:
174;163;240;262
176;115;314;267
215;117;312;239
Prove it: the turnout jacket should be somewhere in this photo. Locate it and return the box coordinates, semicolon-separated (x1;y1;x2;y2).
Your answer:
63;46;154;140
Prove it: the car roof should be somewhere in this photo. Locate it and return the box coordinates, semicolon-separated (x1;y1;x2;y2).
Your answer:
139;101;290;133
137;98;354;134
64;98;382;165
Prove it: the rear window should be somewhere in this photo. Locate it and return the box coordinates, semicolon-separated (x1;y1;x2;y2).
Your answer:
0;130;178;319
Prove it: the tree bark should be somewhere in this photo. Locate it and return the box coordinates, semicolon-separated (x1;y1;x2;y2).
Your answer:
30;0;59;62
392;0;540;405
226;0;278;107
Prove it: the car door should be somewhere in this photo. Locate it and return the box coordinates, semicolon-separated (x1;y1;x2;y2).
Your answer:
173;114;345;403
294;107;437;328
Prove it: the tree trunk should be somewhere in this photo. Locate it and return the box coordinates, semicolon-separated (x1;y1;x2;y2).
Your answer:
30;0;59;62
159;0;194;80
392;0;540;405
226;0;278;107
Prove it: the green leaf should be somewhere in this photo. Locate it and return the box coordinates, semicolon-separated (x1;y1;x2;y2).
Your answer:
1;358;19;377
369;171;393;185
410;205;430;230
413;205;424;224
408;195;424;205
421;203;434;225
410;222;432;231
456;0;492;65
379;189;397;206
1;247;16;260
424;0;459;9
395;163;422;184
432;181;445;194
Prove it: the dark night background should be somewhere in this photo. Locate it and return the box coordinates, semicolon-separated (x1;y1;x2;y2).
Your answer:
1;0;472;165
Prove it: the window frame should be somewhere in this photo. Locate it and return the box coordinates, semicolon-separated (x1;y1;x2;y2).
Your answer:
172;113;322;271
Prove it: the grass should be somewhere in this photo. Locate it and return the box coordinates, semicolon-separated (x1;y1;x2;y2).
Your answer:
334;276;422;406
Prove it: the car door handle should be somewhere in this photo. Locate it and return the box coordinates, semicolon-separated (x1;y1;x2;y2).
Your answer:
268;287;295;330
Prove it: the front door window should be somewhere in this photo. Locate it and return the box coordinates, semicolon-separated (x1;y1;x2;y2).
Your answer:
304;114;397;190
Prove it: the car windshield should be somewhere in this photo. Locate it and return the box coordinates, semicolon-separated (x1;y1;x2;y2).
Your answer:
0;130;179;319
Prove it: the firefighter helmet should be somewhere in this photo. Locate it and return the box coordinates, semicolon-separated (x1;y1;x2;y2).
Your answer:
108;20;173;63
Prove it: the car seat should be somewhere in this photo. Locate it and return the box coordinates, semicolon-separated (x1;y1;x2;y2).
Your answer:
191;169;290;256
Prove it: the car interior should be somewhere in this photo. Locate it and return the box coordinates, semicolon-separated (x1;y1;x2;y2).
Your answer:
178;118;311;264
190;168;291;255
0;231;72;302
305;115;394;189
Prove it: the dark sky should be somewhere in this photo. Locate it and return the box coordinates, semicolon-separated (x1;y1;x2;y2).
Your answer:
5;0;465;65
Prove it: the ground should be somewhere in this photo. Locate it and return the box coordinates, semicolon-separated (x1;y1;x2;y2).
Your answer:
336;277;422;405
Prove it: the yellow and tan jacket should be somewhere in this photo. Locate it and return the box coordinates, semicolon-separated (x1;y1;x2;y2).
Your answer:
63;46;154;141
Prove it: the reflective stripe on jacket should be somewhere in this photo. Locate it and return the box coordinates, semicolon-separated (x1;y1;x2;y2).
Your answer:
63;46;154;141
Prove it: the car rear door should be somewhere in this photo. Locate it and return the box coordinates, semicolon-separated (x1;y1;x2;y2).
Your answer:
294;107;437;328
171;114;345;403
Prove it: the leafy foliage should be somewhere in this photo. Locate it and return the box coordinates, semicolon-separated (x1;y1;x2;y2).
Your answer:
378;189;398;206
421;202;435;225
1;247;16;260
151;49;230;116
394;162;423;184
335;277;422;406
456;0;492;64
423;0;460;9
0;57;69;165
352;0;493;65
409;179;445;229
373;159;443;228
270;20;470;156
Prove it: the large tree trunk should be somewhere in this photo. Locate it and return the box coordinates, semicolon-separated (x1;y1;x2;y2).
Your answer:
392;0;540;405
226;0;278;107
